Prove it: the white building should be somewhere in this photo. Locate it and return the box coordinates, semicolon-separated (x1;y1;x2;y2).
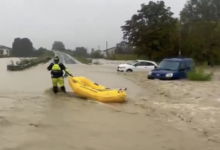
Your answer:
103;47;116;58
0;45;11;56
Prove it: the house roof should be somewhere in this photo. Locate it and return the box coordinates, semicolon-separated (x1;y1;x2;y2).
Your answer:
0;45;11;49
103;47;116;52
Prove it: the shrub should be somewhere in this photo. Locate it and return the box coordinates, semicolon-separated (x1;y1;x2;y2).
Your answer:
187;65;213;81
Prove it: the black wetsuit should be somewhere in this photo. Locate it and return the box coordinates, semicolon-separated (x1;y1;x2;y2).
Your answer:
47;62;67;78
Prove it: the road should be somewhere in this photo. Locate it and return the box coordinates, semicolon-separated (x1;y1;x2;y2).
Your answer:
0;54;219;150
52;50;81;64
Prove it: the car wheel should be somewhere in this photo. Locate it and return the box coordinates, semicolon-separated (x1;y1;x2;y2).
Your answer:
147;76;154;79
126;69;133;72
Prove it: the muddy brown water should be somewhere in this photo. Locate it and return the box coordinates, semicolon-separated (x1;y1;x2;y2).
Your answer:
0;58;219;150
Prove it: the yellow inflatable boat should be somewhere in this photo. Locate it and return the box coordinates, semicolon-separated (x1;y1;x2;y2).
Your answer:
68;76;127;103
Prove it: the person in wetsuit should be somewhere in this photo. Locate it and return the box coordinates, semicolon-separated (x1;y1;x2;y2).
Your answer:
47;56;72;94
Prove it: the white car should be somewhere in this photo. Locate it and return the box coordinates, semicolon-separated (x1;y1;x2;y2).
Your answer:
117;60;157;72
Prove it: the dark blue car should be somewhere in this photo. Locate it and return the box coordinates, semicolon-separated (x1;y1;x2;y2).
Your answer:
148;57;194;80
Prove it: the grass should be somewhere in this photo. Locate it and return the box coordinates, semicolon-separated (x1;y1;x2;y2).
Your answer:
187;65;213;81
42;50;54;57
74;56;92;64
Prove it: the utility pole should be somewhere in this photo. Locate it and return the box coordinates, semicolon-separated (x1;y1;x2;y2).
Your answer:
179;15;182;57
179;19;181;57
106;41;108;50
98;45;100;50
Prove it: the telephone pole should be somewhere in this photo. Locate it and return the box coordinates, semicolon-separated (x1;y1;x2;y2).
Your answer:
179;16;182;57
106;41;108;50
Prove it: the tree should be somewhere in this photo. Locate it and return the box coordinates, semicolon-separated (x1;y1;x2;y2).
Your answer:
11;37;33;57
91;48;95;53
180;0;220;65
90;50;103;58
115;41;133;54
21;38;34;56
74;47;88;57
31;47;46;56
52;41;65;50
121;1;177;60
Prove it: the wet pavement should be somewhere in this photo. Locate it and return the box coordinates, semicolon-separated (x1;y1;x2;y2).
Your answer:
0;55;219;150
54;50;80;64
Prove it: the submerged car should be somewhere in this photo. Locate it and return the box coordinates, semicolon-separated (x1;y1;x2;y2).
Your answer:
148;57;194;80
117;60;157;72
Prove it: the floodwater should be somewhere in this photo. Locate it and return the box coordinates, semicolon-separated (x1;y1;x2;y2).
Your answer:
0;55;219;150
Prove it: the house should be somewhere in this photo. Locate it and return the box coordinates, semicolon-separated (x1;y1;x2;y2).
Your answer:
103;47;116;58
0;45;11;56
95;50;102;54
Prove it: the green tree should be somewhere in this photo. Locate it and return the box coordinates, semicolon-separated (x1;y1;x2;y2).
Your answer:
90;50;103;58
121;1;177;60
52;41;65;50
91;48;95;53
180;0;220;65
31;47;46;56
115;41;133;54
11;38;33;57
74;47;88;57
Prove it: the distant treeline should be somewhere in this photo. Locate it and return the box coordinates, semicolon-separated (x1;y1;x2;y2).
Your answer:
52;41;90;57
10;37;53;57
51;40;133;59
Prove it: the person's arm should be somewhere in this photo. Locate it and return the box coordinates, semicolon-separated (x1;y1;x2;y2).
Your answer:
47;63;53;71
59;63;72;75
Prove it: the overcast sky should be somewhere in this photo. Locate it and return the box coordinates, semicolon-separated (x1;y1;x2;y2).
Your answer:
0;0;186;50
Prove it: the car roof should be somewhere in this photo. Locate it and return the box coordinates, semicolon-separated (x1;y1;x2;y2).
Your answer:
163;57;193;62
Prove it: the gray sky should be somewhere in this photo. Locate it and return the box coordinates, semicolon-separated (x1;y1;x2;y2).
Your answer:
0;0;186;50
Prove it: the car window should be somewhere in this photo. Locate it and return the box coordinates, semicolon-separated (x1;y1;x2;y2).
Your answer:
127;60;138;65
179;62;186;69
136;62;155;66
135;62;142;66
144;62;155;66
158;61;180;71
185;60;194;68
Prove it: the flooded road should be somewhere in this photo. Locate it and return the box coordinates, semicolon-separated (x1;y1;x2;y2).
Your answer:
0;56;219;150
